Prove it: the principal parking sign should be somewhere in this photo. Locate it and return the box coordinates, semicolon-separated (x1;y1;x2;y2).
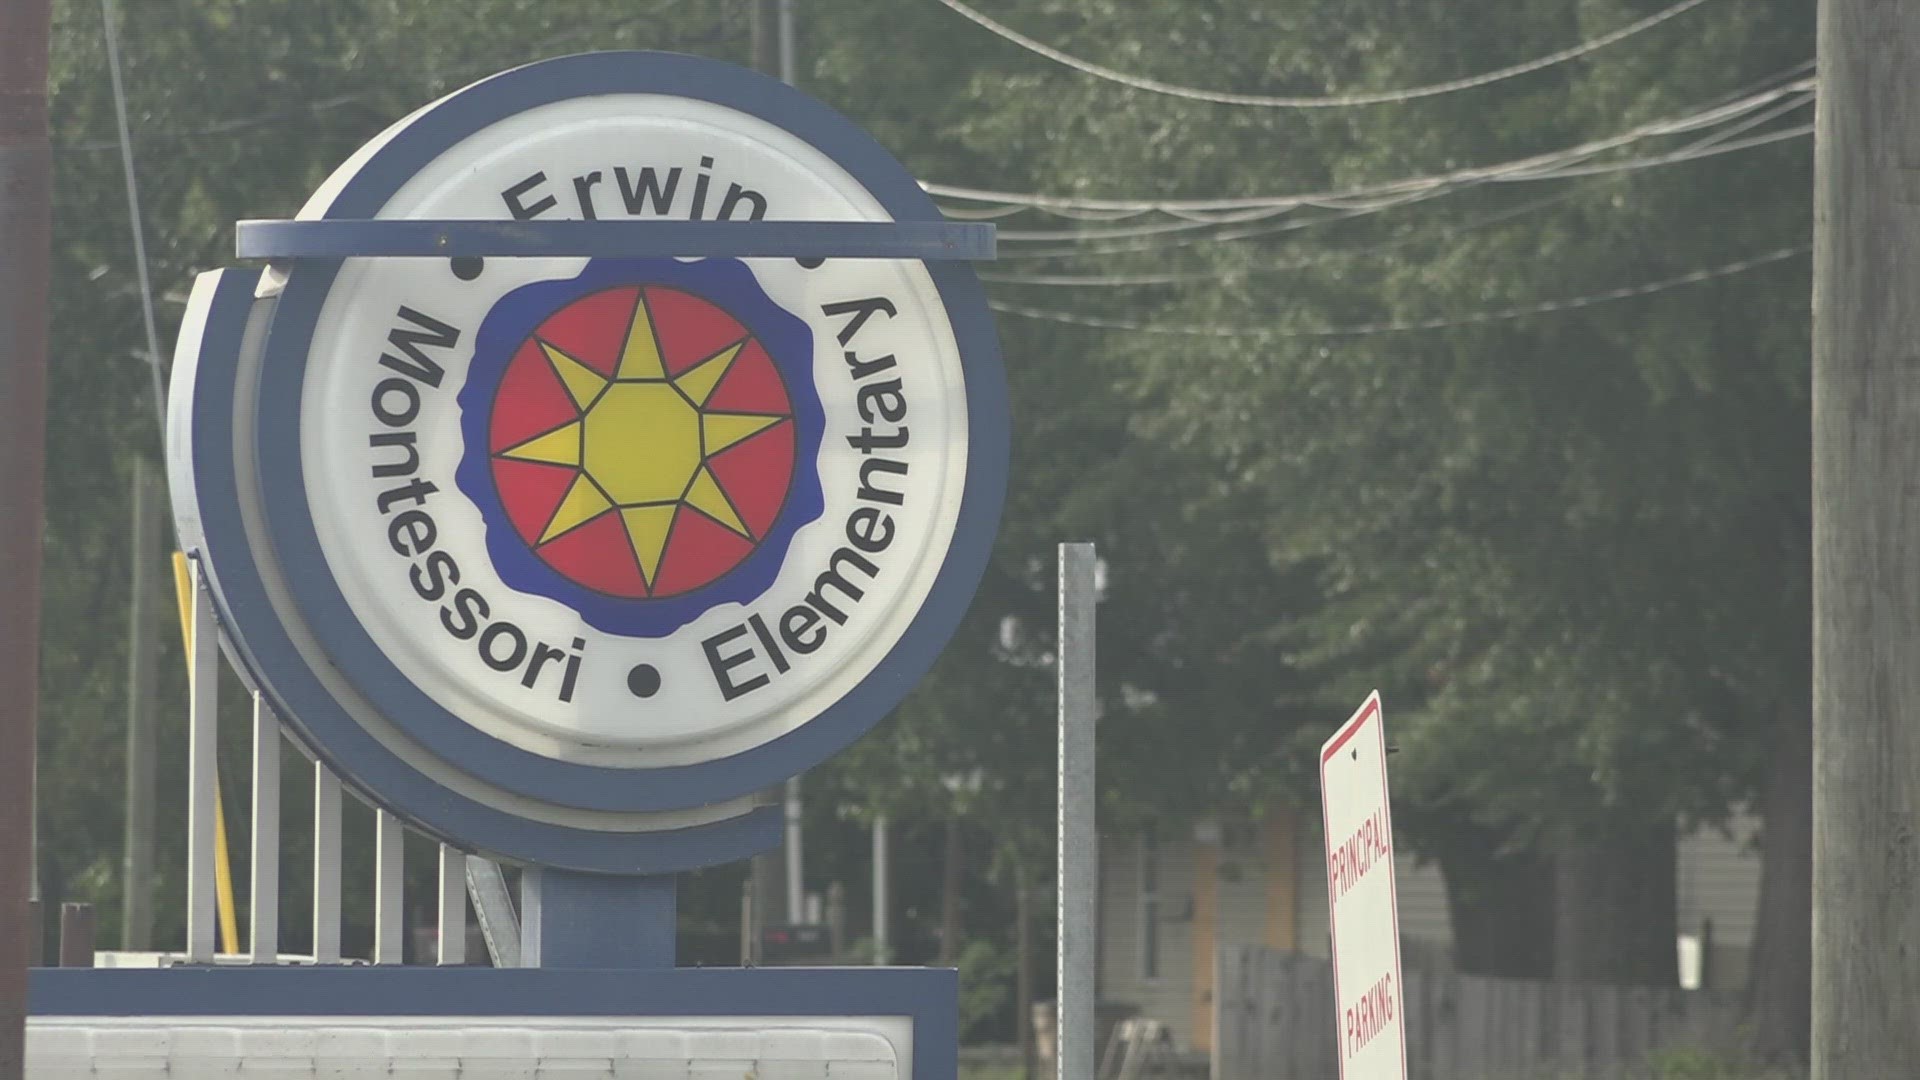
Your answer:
1319;692;1409;1080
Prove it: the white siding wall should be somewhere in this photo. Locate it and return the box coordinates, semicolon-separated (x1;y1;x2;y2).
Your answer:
1098;834;1197;1043
1214;831;1270;956
1095;817;1452;1050
1676;811;1762;989
1094;814;1764;1046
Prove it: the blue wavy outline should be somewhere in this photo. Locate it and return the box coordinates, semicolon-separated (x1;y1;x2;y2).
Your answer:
453;257;826;639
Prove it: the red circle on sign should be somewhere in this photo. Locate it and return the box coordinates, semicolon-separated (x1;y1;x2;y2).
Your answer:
486;285;797;598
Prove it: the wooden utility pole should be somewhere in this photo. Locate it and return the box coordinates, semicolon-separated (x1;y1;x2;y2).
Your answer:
1812;2;1920;1075
0;1;53;1074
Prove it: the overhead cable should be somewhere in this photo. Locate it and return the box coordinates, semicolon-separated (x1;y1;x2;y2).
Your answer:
989;245;1809;338
101;0;167;434
1503;119;1808;183
931;0;1717;108
926;75;1814;214
982;115;1811;246
61;3;697;152
981;193;1584;285
997;191;1477;262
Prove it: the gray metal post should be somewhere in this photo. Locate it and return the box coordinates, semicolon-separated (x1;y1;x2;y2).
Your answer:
785;776;805;922
311;764;342;964
750;0;807;935
373;811;404;964
184;561;219;963
1057;543;1097;1080
436;845;467;966
247;694;280;963
778;0;798;85
121;460;158;951
872;812;890;966
740;877;755;966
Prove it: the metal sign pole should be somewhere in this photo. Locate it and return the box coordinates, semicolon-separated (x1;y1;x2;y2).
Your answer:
184;564;220;964
1057;543;1096;1080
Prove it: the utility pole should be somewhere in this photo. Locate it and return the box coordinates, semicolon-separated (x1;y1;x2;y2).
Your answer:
750;0;781;78
0;1;53;1075
122;461;159;951
1812;1;1920;1075
748;0;810;935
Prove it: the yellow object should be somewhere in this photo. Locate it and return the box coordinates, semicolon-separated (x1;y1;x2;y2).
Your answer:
1262;813;1298;951
503;293;787;571
583;384;702;504
172;552;242;956
1190;838;1219;1052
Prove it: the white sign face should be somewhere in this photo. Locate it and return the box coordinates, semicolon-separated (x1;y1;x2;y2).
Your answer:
1318;692;1408;1080
299;95;968;768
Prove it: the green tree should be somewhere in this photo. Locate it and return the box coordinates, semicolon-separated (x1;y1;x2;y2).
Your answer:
893;0;1810;1046
35;1;1816;1060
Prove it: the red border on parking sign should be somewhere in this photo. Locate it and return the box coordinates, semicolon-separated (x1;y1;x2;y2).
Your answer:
1319;692;1409;1080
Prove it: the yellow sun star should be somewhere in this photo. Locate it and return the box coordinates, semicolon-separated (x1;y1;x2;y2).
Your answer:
495;291;789;589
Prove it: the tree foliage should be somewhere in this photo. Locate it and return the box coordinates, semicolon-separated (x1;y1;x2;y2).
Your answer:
34;0;1813;1039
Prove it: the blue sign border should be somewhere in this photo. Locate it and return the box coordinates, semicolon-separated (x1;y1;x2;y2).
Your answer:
238;51;1008;818
31;967;957;1080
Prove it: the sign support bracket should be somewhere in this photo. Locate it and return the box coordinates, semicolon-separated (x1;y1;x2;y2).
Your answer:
519;868;677;969
234;219;998;262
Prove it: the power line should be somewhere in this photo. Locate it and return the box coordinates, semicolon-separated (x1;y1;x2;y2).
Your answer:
990;114;1809;263
931;0;1718;108
981;192;1583;285
100;0;165;435
989;244;1809;338
974;57;1806;237
925;74;1815;215
984;114;1811;246
981;63;1816;261
996;190;1478;262
58;3;701;152
63;93;379;152
1503;117;1809;182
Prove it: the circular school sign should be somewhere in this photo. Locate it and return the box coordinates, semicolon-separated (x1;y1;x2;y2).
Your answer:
168;52;1006;871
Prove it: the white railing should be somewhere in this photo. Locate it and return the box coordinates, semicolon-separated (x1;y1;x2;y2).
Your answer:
180;560;508;968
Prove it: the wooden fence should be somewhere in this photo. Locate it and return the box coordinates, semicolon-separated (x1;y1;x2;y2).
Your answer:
1212;946;1746;1080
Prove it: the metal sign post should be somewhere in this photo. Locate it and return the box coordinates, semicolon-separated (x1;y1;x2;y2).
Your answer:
1057;543;1097;1080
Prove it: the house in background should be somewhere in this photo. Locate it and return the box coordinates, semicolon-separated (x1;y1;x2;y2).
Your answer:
1094;811;1763;1052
